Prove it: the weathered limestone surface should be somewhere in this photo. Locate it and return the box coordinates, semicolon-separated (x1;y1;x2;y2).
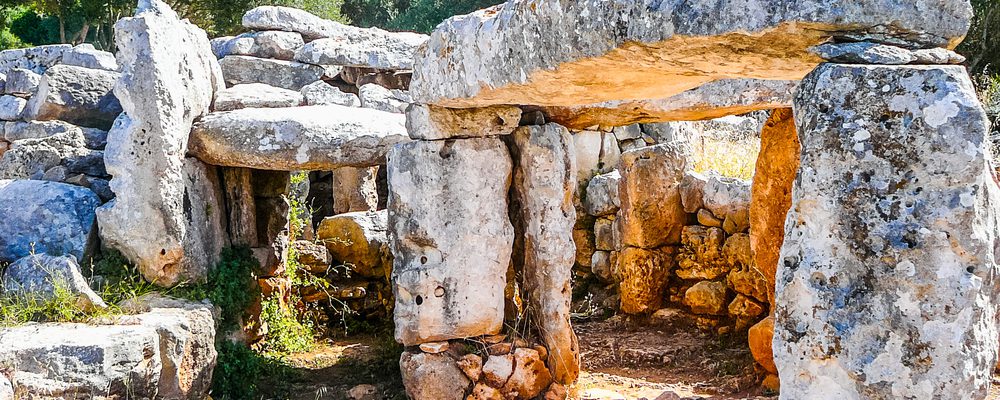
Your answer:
0;45;70;75
618;246;676;314
218;55;327;91
189;105;408;170
544;79;797;130
511;124;580;384
389;138;513;346
359;83;410;113
24;64;122;129
411;0;971;108
617;143;689;248
317;210;389;279
399;351;470;400
300;80;360;106
583;170;620;217
0;95;25;120
294;33;427;70
62;44;118;71
97;0;227;287
775;64;999;399
0;180;100;264
0;296;216;400
749;108;798;305
331;166;379;214
218;30;304;60
2;254;107;310
406;104;521;140
213;83;304;111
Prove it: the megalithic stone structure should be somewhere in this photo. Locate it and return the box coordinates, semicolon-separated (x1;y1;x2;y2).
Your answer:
775;63;1000;399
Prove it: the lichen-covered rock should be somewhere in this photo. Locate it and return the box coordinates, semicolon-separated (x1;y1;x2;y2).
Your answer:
219;30;304;61
213;83;304;111
618;246;676;315
24;64;122;129
674;226;727;280
389;138;512;345
219;55;327;91
317;210;389;278
4;68;41;95
811;41;966;65
583;170;620;217
411;0;970;108
399;351;470;400
189;105;408;170
97;0;226;287
775;64;999;398
0;95;25;120
0;180;100;264
406;104;521;140
2;254;107;310
683;281;728;316
0;296;216;399
511;124;580;384
300;80;360;106
617;144;688;248
749;108;798;305
62;43;118;71
0;45;70;76
359;83;410;113
0;128;104;180
294;33;427;70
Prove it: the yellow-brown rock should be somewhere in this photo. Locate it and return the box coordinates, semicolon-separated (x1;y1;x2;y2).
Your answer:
617;144;689;248
748;316;777;374
502;348;554;399
467;383;504;400
317;210;390;279
748;108;798;305
618;246;676;314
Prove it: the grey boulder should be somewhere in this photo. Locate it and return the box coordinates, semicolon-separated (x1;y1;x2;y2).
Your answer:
2;254;107;311
0;180;101;264
23;64;122;129
219;55;328;91
214;83;304;111
62;43;118;71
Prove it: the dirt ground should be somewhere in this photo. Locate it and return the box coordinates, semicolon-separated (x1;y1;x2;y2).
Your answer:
257;311;1000;400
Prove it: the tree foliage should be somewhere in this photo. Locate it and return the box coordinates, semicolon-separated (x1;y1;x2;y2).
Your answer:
959;0;1000;74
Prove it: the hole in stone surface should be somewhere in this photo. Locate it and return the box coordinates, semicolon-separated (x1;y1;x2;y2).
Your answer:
810;272;827;287
420;256;428;264
434;287;445;297
415;295;423;305
160;249;166;256
967;266;975;274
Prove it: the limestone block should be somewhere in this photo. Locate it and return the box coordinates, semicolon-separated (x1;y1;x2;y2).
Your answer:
389;138;512;345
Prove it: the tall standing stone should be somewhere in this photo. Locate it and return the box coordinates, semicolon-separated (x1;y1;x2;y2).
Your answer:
388;138;513;345
749;108;798;305
97;0;227;287
775;64;999;399
510;124;580;384
332;166;379;214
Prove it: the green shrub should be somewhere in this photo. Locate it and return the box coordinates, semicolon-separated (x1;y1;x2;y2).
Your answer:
204;247;259;331
259;295;315;354
211;341;294;400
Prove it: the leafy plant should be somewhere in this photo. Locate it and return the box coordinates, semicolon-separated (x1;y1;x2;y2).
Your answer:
258;295;315;354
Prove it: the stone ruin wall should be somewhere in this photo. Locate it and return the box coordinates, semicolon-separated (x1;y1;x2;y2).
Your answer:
0;0;997;399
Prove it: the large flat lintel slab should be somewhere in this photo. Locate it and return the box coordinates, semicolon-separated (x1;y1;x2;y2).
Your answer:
189;105;408;171
411;0;971;109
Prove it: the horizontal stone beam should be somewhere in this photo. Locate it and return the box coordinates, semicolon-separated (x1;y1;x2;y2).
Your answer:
543;79;797;129
189;105;408;170
411;0;971;108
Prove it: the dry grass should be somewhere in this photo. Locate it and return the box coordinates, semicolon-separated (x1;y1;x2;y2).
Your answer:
690;136;760;181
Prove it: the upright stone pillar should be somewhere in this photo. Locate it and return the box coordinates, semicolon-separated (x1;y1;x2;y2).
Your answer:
388;137;514;346
511;123;581;384
775;63;999;399
331;166;378;214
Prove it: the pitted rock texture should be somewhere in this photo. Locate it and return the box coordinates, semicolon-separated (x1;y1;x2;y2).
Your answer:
294;33;427;70
583;170;620;217
0;296;216;400
189;105;408;170
617;143;689;248
0;180;100;264
399;351;470;400
389;138;513;346
544;79;797;130
511;124;580;384
749;108;798;305
811;41;966;65
618;246;676;315
406;104;521;140
217;30;304;60
219;55;327;91
774;64;999;399
0;45;70;75
411;0;971;108
97;0;227;287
